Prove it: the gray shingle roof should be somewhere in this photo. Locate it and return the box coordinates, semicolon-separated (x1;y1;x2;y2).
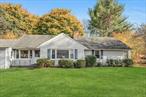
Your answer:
0;35;54;48
76;37;130;50
14;35;54;48
0;35;130;50
0;40;17;48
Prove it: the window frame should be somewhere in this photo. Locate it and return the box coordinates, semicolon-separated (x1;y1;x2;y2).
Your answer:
95;50;100;59
20;50;29;58
35;50;40;57
57;49;69;59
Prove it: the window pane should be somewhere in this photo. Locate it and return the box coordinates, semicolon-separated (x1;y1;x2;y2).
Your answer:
30;50;32;58
35;50;40;57
21;50;28;58
13;49;19;59
75;49;78;59
57;50;69;58
16;50;19;58
95;51;100;58
47;49;51;59
52;49;55;59
70;49;74;59
101;50;103;59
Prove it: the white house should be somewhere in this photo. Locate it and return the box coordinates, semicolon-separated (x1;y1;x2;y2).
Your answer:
0;33;131;69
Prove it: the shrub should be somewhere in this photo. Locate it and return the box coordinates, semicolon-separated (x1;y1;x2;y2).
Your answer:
122;59;133;67
37;58;54;68
59;59;74;68
96;61;103;67
106;59;133;67
74;60;86;68
106;59;122;67
85;55;96;67
106;59;114;67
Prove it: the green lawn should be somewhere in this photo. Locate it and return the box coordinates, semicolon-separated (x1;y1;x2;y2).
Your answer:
0;67;146;97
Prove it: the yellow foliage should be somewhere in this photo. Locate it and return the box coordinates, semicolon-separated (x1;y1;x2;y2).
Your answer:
34;8;84;37
0;32;17;39
113;32;145;63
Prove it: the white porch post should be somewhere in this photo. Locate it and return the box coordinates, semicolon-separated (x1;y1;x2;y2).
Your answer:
55;49;57;59
28;50;30;59
18;50;21;59
69;49;71;59
100;50;102;59
32;50;35;58
73;49;75;59
50;49;52;59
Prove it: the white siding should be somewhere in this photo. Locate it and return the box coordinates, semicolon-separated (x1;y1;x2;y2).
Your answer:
0;48;11;69
38;34;87;66
39;34;86;60
84;50;92;56
103;50;128;60
0;48;6;69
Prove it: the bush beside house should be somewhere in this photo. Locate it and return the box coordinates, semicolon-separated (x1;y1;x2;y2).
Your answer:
106;59;133;67
74;60;86;68
37;58;54;67
37;58;133;68
85;55;97;67
58;59;74;68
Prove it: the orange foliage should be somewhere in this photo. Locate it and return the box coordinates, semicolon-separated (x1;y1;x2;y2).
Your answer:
113;32;145;63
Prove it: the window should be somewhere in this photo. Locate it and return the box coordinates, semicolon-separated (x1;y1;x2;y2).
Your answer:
101;50;103;59
52;49;55;59
47;49;51;59
92;50;94;55
30;50;32;58
57;50;69;58
95;50;100;58
21;50;28;58
70;49;74;59
35;50;40;57
75;49;78;59
13;49;19;59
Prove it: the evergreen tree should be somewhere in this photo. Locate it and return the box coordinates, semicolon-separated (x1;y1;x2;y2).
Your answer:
88;0;132;37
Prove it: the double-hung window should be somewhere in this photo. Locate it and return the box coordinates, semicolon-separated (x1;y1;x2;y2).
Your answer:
95;50;100;58
35;50;40;57
75;49;78;59
52;49;55;59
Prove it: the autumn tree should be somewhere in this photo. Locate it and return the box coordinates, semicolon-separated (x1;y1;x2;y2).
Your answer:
33;8;84;37
88;0;132;37
136;24;146;47
0;3;38;38
0;15;11;35
113;32;145;63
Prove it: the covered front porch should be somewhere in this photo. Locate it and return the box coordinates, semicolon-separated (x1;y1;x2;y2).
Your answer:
11;49;40;66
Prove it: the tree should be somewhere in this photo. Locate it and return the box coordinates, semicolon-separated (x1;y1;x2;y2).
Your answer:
0;3;38;37
113;32;145;63
136;24;146;47
33;8;84;37
88;0;132;37
0;15;11;35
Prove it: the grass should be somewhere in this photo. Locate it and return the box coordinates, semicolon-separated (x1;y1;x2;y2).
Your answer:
0;67;146;97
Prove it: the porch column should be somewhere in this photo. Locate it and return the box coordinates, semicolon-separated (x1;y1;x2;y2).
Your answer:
18;50;21;59
55;49;57;59
32;50;35;58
